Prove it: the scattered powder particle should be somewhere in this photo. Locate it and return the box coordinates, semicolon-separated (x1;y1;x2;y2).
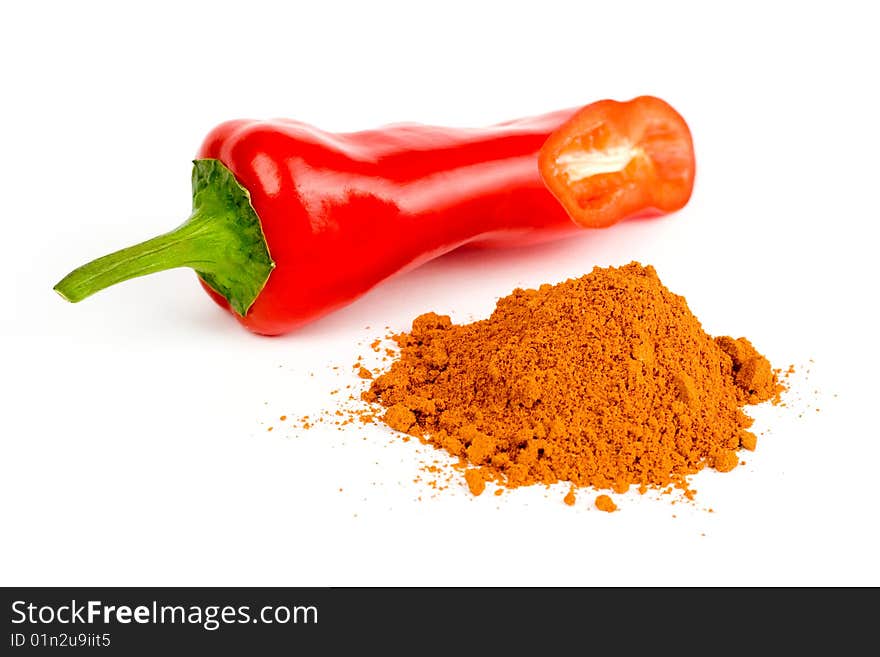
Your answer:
464;468;486;496
279;415;287;421
739;432;757;451
595;495;618;513
494;488;504;496
267;426;273;432
563;487;576;506
357;366;373;380
363;262;784;503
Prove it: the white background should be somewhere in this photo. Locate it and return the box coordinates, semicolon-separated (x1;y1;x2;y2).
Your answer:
2;1;877;586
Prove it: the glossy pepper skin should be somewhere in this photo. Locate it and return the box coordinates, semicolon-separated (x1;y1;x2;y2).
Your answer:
53;96;695;335
196;108;586;334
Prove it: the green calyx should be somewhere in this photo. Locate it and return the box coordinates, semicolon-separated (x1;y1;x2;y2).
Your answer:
53;159;275;317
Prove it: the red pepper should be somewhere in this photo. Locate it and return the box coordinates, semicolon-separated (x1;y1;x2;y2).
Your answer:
54;96;694;335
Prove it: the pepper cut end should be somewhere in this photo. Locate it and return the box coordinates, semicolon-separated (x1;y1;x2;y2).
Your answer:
538;96;695;229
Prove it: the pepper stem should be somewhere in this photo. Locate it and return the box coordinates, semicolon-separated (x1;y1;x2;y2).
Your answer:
53;159;274;317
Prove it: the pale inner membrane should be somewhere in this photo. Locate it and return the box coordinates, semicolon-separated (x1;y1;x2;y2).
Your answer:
556;144;642;182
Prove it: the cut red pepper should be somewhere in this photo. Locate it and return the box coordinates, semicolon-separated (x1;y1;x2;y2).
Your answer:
538;96;695;228
53;97;695;335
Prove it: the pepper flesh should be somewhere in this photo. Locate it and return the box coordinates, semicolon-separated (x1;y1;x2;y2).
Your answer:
538;96;695;228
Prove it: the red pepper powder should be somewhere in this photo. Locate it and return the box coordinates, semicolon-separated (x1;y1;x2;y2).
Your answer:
362;262;783;503
595;495;618;513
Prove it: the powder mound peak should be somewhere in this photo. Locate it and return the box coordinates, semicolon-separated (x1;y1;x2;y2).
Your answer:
364;262;781;496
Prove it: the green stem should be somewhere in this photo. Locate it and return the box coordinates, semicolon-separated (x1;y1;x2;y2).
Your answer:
53;159;274;317
55;212;226;301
